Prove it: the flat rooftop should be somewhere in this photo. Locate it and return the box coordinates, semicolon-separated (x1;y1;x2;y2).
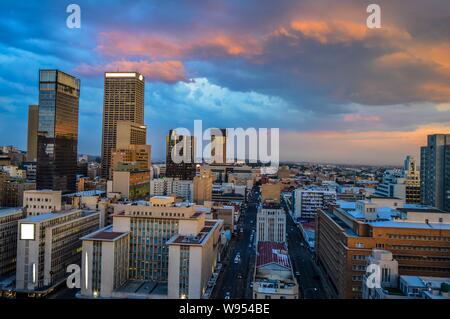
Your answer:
168;219;222;246
81;226;129;241
369;220;450;230
0;207;23;217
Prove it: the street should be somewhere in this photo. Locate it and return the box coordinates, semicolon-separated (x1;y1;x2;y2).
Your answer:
285;212;326;299
211;187;259;299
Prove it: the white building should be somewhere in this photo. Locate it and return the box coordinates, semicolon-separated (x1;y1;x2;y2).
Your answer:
81;226;130;298
293;188;336;219
257;203;286;243
23;190;62;216
150;178;193;202
15;209;100;294
80;196;223;299
363;250;450;299
252;242;299;299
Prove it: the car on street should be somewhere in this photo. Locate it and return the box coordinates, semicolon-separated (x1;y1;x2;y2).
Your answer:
237;273;243;279
295;271;300;276
225;292;231;299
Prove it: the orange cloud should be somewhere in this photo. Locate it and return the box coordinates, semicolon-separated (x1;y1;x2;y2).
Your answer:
75;60;186;83
290;20;366;44
96;32;260;59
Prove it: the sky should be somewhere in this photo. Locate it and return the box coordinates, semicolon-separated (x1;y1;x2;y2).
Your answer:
0;0;449;165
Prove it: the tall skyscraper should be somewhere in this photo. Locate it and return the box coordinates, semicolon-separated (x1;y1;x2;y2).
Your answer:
211;128;227;164
420;134;450;211
26;105;39;162
36;70;80;193
101;72;145;178
166;130;196;180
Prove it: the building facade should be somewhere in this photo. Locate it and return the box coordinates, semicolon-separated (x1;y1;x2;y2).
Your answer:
23;190;62;216
0;208;26;276
293;188;336;219
36;70;80;193
166;130;196;180
421;134;450;211
252;242;299;299
15;209;100;293
101;72;145;178
26;105;39;162
315;199;450;299
257;203;286;243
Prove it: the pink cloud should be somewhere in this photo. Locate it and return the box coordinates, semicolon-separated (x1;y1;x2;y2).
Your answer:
343;114;381;122
96;31;261;60
75;60;186;83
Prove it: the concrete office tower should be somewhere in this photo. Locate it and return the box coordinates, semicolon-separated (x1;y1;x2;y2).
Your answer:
257;202;286;243
166;130;196;180
101;72;145;178
193;167;213;204
0;208;27;276
421;134;450;211
210;128;227;164
26;105;39;162
23;190;62;216
36;70;80;193
15;209;100;294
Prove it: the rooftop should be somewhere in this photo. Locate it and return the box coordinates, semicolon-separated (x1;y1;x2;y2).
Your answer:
168;219;222;246
81;226;129;241
257;242;291;268
0;207;23;217
369;220;450;230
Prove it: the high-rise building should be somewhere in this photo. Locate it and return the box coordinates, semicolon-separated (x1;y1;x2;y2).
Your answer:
26;105;39;162
165;130;196;180
193;167;213;204
101;72;145;178
421;134;450;211
210;128;227;164
36;70;80;193
375;156;421;204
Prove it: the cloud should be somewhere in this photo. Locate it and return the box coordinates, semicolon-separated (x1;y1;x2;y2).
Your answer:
96;31;261;60
75;60;187;83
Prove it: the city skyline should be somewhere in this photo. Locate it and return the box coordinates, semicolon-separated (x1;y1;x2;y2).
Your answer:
1;0;450;165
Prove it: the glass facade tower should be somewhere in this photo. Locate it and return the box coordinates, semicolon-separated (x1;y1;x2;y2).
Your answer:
36;70;80;193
